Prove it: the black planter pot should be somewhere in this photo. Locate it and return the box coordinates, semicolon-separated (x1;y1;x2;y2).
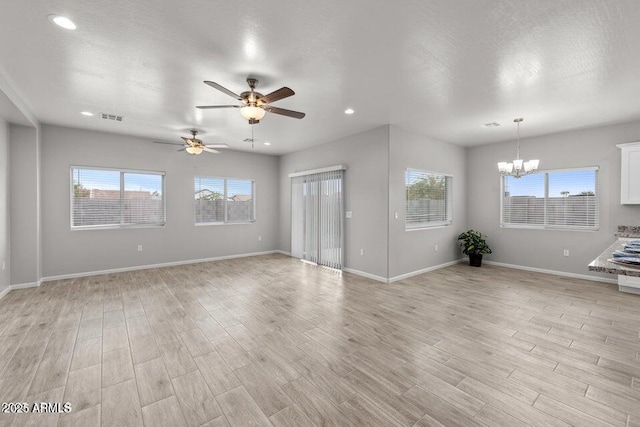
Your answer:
468;253;483;267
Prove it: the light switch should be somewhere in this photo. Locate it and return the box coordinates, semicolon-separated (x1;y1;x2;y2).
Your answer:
346;211;353;218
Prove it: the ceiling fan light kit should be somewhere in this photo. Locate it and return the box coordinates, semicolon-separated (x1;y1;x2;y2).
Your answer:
497;118;540;178
240;105;266;121
186;145;203;155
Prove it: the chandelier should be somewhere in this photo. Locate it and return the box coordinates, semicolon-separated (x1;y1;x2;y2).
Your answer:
497;118;539;178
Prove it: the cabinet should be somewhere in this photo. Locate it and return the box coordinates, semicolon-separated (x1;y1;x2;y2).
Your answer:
618;142;640;204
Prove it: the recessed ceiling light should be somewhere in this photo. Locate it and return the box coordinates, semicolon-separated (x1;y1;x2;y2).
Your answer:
48;15;77;30
484;122;500;127
263;142;271;146
80;111;93;116
344;108;355;115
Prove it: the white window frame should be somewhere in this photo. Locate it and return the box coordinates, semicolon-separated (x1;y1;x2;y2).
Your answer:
194;176;256;225
500;166;599;231
405;168;453;230
70;165;166;230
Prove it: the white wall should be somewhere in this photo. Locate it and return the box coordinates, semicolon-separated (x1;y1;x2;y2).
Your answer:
11;119;639;285
279;126;390;279
9;124;39;285
41;125;279;278
467;120;640;279
0;119;9;292
388;126;467;279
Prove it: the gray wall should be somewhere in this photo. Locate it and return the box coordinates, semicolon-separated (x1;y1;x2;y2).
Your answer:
467;120;640;278
0;119;8;291
278;126;390;279
10;125;39;285
388;126;467;279
41;125;279;278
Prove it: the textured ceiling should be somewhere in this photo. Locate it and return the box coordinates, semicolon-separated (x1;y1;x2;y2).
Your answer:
1;0;640;154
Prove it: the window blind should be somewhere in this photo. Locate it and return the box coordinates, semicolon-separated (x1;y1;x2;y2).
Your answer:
405;169;453;229
71;167;165;229
194;176;255;224
290;168;344;270
501;167;599;230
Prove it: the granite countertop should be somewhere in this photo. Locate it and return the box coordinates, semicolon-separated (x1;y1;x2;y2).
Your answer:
588;238;640;277
615;225;640;238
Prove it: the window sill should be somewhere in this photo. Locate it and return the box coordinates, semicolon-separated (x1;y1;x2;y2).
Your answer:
71;223;166;231
406;223;452;232
195;221;256;226
500;224;599;232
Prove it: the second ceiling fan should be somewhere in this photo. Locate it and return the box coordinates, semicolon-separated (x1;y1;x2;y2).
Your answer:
196;78;306;124
153;130;228;155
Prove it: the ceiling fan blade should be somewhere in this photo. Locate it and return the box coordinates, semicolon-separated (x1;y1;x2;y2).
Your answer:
204;81;242;100
205;144;229;148
202;147;220;154
181;137;195;145
260;87;295;104
154;141;184;146
195;105;240;109
177;147;187;152
265;106;306;119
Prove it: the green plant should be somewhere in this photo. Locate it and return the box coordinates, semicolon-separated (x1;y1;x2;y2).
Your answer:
457;229;492;255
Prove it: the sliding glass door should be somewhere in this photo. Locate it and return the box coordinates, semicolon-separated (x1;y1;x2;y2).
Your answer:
291;168;344;269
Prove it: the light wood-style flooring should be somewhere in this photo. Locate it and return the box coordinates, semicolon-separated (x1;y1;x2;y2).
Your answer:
1;254;640;426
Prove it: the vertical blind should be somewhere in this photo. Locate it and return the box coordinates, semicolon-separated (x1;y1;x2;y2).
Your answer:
405;169;453;229
194;177;255;224
291;168;344;270
501;167;599;230
71;167;165;228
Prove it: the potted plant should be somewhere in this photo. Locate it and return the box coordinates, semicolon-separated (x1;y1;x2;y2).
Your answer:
457;229;492;267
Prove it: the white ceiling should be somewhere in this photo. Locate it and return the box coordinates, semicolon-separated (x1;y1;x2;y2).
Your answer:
1;0;640;155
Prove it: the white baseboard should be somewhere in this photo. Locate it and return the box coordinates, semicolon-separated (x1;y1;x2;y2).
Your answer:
343;268;388;283
388;258;466;283
275;250;291;256
11;281;40;289
345;259;466;283
483;260;618;285
41;250;283;282
0;281;40;300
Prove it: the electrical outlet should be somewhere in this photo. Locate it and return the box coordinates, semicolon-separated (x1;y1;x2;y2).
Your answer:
258;235;262;241
346;211;353;219
435;244;438;252
563;249;569;257
138;245;143;252
394;212;398;220
360;249;364;256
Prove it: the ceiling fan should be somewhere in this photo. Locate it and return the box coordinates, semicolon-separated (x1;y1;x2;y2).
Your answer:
153;130;229;155
196;78;306;124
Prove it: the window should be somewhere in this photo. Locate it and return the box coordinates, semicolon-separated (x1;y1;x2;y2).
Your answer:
405;169;453;229
195;176;255;224
71;167;165;229
501;167;599;230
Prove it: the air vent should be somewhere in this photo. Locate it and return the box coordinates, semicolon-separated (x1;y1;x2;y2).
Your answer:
484;122;500;127
101;113;123;121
